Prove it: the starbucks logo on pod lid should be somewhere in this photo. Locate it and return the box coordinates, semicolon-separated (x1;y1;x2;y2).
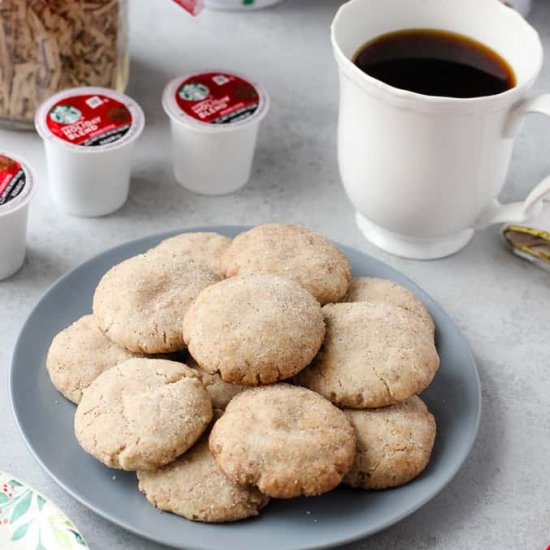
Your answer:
166;71;268;127
35;87;145;152
179;83;210;102
49;105;82;125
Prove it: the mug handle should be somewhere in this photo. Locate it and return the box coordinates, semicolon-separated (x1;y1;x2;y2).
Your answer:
476;94;550;227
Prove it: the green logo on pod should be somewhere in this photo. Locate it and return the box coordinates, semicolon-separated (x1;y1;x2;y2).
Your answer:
178;83;210;102
49;105;82;125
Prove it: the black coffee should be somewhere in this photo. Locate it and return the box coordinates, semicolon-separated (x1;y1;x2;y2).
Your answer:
353;29;516;98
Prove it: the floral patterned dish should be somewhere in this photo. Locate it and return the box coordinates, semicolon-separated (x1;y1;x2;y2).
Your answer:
0;471;88;550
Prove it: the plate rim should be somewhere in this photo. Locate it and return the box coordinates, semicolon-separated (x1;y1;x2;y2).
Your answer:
9;225;482;550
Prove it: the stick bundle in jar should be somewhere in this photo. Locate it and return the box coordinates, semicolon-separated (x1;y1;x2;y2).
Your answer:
0;0;128;128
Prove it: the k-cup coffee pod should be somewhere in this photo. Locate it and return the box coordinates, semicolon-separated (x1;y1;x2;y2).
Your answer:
0;152;36;280
35;87;145;217
163;71;269;195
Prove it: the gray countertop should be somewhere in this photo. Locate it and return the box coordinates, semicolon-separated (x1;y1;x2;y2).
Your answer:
1;1;550;548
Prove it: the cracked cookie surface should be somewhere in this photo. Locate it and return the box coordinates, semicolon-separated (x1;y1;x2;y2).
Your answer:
149;232;231;278
74;358;213;471
209;384;356;498
137;433;269;523
343;397;436;489
93;252;220;354
222;224;352;305
294;303;440;409
343;277;435;334
183;274;325;385
46;315;141;404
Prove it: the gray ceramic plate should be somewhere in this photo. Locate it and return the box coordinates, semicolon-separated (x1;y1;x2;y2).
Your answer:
9;226;481;550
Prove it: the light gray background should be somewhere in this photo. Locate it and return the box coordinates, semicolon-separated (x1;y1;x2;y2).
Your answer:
1;1;549;548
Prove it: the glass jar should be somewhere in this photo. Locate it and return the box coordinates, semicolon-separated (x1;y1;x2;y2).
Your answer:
0;0;129;130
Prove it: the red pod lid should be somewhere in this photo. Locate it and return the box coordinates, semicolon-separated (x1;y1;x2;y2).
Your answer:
0;152;35;214
163;71;269;130
35;87;145;152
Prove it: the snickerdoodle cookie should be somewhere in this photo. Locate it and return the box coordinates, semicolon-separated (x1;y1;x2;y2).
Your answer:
93;252;220;354
344;277;434;333
222;224;351;304
186;356;247;410
343;397;436;489
137;433;269;523
150;232;231;278
75;358;212;471
209;385;356;498
46;315;141;404
183;274;325;385
295;303;439;409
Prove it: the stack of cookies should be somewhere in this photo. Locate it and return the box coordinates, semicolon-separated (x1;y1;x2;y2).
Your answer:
46;223;439;524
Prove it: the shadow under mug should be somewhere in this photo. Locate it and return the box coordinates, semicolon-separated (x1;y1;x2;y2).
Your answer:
332;0;550;259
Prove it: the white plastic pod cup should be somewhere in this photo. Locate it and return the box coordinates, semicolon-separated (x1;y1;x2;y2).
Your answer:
35;87;145;217
163;71;270;195
0;153;37;280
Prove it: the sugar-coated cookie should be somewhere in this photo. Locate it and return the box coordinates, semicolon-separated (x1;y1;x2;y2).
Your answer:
138;434;269;523
344;277;434;333
150;232;231;278
75;359;213;470
46;315;140;404
209;384;356;498
183;274;325;385
295;303;440;409
93;252;220;353
222;224;351;304
344;397;436;489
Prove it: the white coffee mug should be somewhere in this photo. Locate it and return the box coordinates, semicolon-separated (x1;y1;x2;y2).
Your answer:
332;0;550;259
